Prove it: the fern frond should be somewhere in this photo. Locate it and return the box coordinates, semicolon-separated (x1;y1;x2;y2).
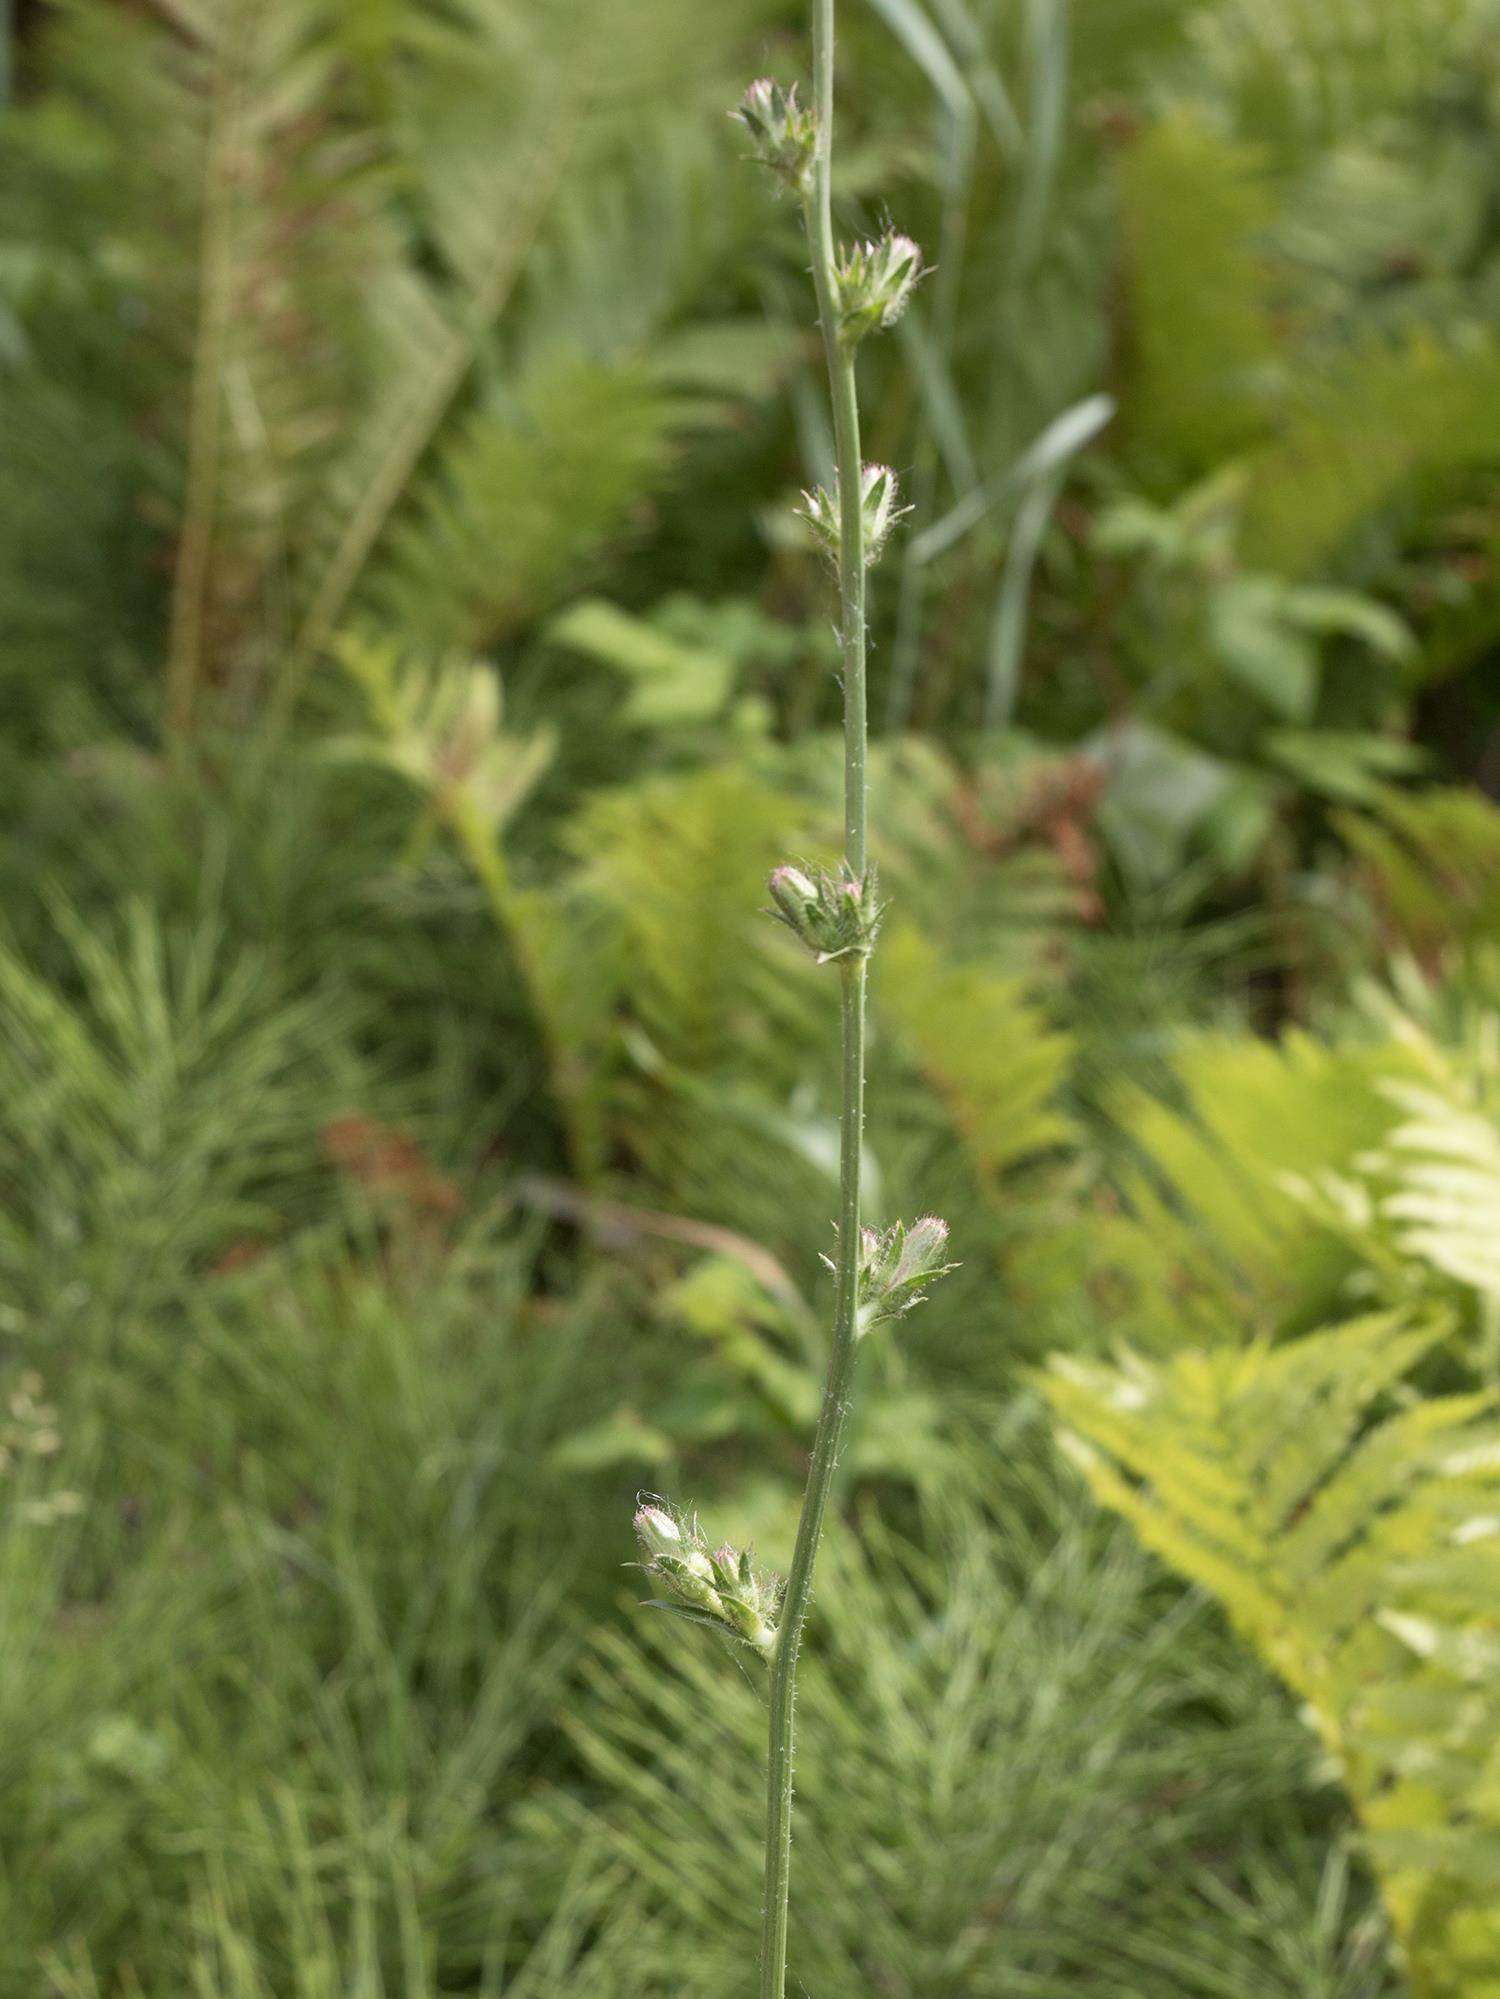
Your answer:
294;0;769;655
565;767;797;1082
0;903;365;1318
559;770;820;1217
1240;330;1500;577
877;923;1075;1191
1356;1020;1500;1302
1337;784;1500;966
1117;110;1278;488
1191;0;1494;163
1058;988;1500;1353
870;736;1104;980
162;0;392;724
328;632;617;1175
332;635;555;839
1043;1310;1500;1994
512;119;775;371
1102;1027;1402;1334
363;114;795;653
290;107;577;657
368;353;676;653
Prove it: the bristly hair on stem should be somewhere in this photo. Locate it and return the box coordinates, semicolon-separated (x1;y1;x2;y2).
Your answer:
632;9;952;1998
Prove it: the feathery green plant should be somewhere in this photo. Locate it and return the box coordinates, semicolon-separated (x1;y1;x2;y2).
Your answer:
0;1222;618;1993
1044;1310;1500;1998
556;1457;1394;1999
1338;785;1500;967
0;899;369;1328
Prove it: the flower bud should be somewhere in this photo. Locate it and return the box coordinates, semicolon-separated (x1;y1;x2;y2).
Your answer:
656;1552;725;1618
632;1495;782;1660
711;1542;777;1653
835;231;925;343
891;1215;952;1288
767;862;883;965
859;464;905;565
855;1216;958;1333
797;464;907;570
734;79;817;194
634;1503;681;1559
769;865;821;939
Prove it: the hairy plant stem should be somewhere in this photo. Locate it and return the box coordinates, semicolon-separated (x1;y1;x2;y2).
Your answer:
761;2;868;1991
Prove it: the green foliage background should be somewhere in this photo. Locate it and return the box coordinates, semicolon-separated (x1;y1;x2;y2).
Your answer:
4;0;1500;1993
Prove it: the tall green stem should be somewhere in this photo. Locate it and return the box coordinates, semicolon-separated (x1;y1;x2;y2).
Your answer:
760;2;868;1991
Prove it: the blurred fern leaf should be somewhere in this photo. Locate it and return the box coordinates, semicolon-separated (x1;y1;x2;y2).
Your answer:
1118;111;1277;487
1044;1311;1500;1997
878;923;1075;1190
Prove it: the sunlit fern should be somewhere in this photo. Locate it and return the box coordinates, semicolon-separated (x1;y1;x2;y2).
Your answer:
1045;1308;1500;1999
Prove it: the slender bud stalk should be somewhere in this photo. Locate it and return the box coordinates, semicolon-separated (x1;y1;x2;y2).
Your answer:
644;11;951;1992
762;4;873;1992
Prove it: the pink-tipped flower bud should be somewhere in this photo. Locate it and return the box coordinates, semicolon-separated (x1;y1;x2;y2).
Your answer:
632;1495;782;1661
634;1503;682;1560
892;1216;951;1289
835;231;925;344
767;862;884;965
798;466;907;570
770;865;818;912
734;78;817;194
855;1215;958;1334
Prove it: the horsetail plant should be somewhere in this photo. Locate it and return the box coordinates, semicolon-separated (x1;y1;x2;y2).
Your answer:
632;7;954;1993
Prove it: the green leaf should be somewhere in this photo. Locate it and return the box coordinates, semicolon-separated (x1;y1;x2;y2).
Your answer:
1089;720;1236;884
1280;584;1415;663
1262;730;1429;805
549;1408;676;1470
548;598;734;727
1206;574;1319;722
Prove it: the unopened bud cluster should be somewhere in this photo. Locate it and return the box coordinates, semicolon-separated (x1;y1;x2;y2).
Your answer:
634;1499;782;1659
852;1217;957;1333
735;79;817;195
835;232;924;344
769;863;882;965
800;463;907;570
